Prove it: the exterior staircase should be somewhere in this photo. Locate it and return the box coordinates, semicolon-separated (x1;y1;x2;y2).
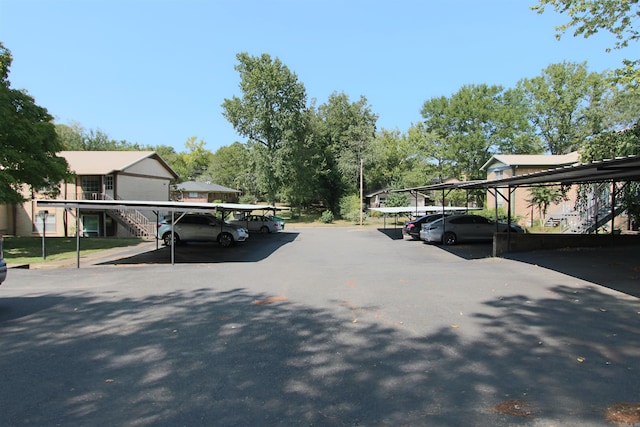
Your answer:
544;183;626;234
103;195;156;238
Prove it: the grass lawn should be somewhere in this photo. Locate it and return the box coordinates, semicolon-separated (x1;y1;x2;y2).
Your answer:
2;237;144;265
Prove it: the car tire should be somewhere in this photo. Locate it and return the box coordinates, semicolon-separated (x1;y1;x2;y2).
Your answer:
162;232;180;246
218;232;234;248
260;226;270;234
443;231;457;245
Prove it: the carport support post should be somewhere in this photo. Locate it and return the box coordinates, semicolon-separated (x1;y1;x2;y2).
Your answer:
171;210;175;266
610;180;616;235
76;208;80;269
154;210;159;250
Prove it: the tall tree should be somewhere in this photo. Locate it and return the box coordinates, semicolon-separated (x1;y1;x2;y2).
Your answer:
278;108;322;212
206;142;252;191
532;0;639;89
171;137;211;182
421;84;540;181
55;122;149;151
406;121;454;184
519;62;612;154
314;92;378;212
221;52;307;204
0;42;70;204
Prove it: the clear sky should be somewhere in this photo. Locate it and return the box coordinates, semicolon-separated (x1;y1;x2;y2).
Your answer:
0;0;629;153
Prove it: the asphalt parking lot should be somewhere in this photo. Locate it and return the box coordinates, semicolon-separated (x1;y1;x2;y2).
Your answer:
1;227;639;426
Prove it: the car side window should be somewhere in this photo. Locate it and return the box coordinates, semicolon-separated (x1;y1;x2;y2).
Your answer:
194;216;209;225
181;216;196;224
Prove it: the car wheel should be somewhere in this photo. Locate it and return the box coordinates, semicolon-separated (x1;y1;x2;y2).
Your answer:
260;226;270;234
218;232;234;248
443;231;457;245
163;232;180;246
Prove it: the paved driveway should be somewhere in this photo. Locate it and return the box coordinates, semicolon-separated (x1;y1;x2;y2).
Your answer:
1;227;639;426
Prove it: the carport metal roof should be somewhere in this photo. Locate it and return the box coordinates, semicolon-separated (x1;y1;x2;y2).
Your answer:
389;154;640;241
36;199;280;267
399;154;640;192
36;199;278;213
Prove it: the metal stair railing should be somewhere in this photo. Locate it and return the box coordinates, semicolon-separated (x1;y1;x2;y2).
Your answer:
103;195;155;238
564;183;624;234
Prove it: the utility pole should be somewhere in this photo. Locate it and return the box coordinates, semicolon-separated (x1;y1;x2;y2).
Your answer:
359;158;363;226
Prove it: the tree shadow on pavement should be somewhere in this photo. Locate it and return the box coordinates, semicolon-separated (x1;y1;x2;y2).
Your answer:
1;281;638;426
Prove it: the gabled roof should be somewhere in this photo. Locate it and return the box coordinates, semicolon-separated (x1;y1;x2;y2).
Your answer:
480;152;580;171
59;151;178;178
174;181;240;193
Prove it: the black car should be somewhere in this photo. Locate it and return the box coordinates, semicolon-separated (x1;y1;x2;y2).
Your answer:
402;213;448;240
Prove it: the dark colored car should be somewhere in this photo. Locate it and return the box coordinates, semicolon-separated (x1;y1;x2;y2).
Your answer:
403;213;448;240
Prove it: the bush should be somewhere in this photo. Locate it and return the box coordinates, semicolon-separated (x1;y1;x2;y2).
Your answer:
339;194;366;223
319;210;334;224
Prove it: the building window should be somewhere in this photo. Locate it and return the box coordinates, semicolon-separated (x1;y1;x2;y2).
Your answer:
81;176;100;199
105;175;114;191
188;192;199;198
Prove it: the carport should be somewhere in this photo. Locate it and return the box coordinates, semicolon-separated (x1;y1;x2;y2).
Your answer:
36;199;279;267
394;154;640;255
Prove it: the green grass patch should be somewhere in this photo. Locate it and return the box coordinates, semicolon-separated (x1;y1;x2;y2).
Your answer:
2;237;144;265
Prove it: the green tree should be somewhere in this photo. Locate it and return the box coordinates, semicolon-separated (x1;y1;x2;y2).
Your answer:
222;52;307;204
55;122;85;150
0;42;70;204
580;122;640;228
406;121;454;184
527;185;569;224
171;137;211;182
314;92;378;212
519;62;613;154
55;122;149;151
278;107;323;212
206;142;252;190
421;84;540;181
532;0;639;89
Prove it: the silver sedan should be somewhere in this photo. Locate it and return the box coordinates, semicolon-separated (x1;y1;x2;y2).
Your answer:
423;214;524;245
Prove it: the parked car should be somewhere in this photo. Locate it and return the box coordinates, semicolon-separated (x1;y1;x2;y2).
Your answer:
0;235;6;285
157;213;249;247
422;214;524;245
267;215;286;230
403;213;449;240
229;214;282;233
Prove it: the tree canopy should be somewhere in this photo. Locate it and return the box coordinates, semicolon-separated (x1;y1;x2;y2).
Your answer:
533;0;640;89
222;53;307;204
0;42;70;204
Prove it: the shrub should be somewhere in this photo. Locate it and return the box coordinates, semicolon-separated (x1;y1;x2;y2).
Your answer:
320;210;334;224
339;194;366;223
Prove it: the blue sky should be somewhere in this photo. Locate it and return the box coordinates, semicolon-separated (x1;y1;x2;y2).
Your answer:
0;0;629;153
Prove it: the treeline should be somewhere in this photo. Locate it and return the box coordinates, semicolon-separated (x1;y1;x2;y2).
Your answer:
56;55;640;215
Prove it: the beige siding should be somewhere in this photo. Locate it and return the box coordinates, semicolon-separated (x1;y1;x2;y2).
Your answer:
117;175;171;201
126;158;175;179
0;204;9;235
485;163;580;226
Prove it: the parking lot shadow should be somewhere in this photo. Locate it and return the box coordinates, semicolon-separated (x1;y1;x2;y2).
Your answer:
429;242;495;260
504;245;640;298
377;228;403;240
98;232;299;265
